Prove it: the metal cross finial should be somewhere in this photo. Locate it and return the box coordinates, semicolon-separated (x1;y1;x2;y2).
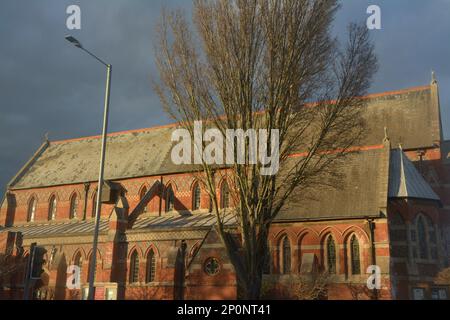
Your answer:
431;70;437;84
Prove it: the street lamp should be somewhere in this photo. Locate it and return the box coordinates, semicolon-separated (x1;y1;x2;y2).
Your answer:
65;35;111;301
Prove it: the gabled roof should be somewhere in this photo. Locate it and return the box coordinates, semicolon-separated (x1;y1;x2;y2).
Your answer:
7;84;440;190
388;148;440;201
362;85;439;149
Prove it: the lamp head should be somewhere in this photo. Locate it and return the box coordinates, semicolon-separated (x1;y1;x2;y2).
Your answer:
65;35;82;48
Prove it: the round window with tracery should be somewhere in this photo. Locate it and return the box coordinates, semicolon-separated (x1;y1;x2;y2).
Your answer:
204;257;220;276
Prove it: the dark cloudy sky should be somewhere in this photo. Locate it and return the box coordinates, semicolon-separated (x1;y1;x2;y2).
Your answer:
1;0;449;194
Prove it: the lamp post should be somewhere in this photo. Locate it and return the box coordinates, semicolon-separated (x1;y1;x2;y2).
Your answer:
65;35;111;300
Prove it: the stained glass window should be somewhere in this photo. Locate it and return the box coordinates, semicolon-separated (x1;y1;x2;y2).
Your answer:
193;183;201;210
204;257;220;276
129;251;140;283
350;235;361;275
417;216;428;259
70;193;78;219
221;182;230;209
48;196;57;221
146;249;156;283
282;236;291;274
92;191;98;218
140;186;148;213
166;185;174;212
74;251;82;268
28;197;36;222
327;236;336;274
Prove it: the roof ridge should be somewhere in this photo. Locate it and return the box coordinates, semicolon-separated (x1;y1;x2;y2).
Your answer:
49;84;431;146
51;121;180;145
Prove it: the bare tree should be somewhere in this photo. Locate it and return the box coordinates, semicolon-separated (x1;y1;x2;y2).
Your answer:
154;0;377;299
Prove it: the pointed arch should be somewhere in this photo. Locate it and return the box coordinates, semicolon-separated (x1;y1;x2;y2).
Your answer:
416;215;429;260
48;194;57;221
324;234;337;274
127;245;144;260
91;190;98;218
145;248;156;283
69;192;80;219
86;249;102;283
296;228;320;243
86;248;103;263
139;184;149;213
318;226;343;242
220;180;230;209
27;196;37;222
165;184;175;212
164;180;179;191
72;248;86;263
129;250;140;284
278;235;291;274
73;251;83;270
349;234;361;275
342;226;370;244
192;181;201;210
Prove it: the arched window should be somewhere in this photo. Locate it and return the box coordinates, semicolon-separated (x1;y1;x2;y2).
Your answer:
426;216;438;260
129;251;140;283
326;236;336;274
87;254;97;283
193;183;201;211
350;235;361;275
48;195;57;221
27;197;36;222
220;181;230;209
74;251;83;269
146;249;156;283
70;193;79;219
280;236;291;274
165;185;174;212
92;191;98;218
139;186;148;213
417;216;428;260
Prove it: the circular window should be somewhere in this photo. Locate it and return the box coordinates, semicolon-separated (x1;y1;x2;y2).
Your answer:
204;257;220;276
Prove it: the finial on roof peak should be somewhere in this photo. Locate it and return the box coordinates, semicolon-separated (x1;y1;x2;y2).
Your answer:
43;132;50;143
383;127;390;143
431;70;437;85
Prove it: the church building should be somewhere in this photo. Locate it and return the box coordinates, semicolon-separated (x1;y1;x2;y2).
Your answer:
1;76;449;300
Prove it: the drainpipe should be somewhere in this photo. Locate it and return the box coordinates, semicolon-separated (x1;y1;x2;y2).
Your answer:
367;217;378;300
158;176;164;217
83;183;90;220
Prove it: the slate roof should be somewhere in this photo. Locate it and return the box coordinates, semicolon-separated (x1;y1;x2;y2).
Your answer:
276;146;389;221
2;220;109;238
1;146;440;237
130;212;236;232
362;86;439;149
0;213;236;238
7;85;438;190
388;149;440;201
